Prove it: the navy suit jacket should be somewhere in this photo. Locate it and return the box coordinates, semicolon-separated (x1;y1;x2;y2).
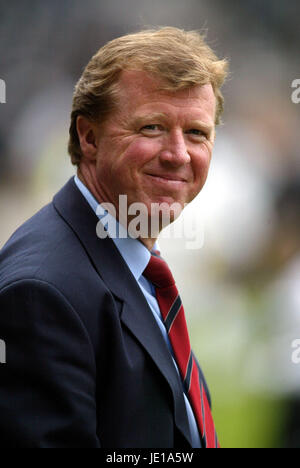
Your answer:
0;178;211;448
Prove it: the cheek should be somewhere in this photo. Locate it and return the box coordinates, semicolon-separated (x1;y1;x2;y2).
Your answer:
95;155;113;181
192;145;212;183
120;138;160;168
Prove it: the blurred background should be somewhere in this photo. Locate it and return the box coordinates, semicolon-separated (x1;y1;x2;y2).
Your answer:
0;0;299;448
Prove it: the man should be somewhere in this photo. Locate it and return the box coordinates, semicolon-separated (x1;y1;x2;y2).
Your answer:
0;27;228;448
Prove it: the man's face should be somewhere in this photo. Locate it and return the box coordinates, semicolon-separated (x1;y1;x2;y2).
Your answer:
92;70;216;219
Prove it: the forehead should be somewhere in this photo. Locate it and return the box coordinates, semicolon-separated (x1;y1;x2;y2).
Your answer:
116;70;216;124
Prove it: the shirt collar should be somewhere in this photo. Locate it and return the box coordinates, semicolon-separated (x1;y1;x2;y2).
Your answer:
74;175;158;282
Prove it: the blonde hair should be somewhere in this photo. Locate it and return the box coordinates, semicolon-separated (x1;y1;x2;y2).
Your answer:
68;27;228;166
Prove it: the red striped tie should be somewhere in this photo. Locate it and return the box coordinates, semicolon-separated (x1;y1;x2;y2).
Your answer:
144;253;220;448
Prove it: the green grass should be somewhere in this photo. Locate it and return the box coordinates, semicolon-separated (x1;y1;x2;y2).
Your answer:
189;318;287;448
213;393;287;448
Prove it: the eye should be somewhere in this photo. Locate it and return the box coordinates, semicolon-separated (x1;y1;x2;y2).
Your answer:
142;125;159;130
186;129;207;138
140;124;163;135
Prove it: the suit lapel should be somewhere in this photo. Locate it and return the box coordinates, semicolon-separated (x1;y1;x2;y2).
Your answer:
121;301;193;446
53;177;192;446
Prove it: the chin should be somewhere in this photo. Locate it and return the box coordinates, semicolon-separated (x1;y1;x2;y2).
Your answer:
148;199;184;221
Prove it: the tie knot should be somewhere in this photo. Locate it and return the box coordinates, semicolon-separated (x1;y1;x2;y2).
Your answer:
143;254;175;288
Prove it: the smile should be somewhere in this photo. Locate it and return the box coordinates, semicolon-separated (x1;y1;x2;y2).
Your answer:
145;173;188;187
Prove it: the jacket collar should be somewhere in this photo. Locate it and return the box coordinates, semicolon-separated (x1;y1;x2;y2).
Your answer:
53;177;193;446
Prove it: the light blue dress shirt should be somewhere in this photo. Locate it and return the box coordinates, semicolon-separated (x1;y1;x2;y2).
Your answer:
74;175;201;448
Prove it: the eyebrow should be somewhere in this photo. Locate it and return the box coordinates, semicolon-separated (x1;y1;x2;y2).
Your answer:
132;113;168;127
188;120;214;135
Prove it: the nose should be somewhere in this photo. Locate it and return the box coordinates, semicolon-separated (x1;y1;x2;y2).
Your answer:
159;130;191;167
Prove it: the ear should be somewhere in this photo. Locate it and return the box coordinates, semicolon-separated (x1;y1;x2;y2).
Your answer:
76;115;99;160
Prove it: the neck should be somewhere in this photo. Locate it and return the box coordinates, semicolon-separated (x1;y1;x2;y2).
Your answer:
139;237;156;251
77;168;157;252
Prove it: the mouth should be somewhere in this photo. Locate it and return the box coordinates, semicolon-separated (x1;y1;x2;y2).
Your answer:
145;173;188;186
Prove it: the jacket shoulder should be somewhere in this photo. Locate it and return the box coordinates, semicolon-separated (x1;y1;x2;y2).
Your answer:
0;202;80;288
